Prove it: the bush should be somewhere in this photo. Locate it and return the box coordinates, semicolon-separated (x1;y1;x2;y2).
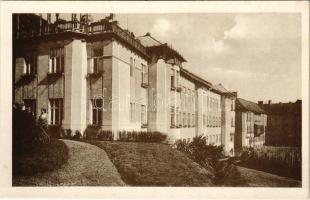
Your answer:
176;136;223;169
72;130;82;140
118;131;167;143
97;130;114;141
175;135;246;186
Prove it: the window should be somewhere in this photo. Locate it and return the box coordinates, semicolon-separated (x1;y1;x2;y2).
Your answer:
231;116;235;127
88;48;104;74
170;106;175;127
230;135;234;142
170;69;175;88
49;99;63;125
130;57;134;77
176;107;180;127
24;99;36;116
178;108;182;126
183;112;186;126
176;71;180;88
24;54;37;75
141;64;148;84
187;113;191;127
203;114;206;126
130;102;135;122
91;99;103;125
141;105;147;125
192;113;195;127
206;135;209;144
231;99;235;111
49;47;64;73
247;112;253;122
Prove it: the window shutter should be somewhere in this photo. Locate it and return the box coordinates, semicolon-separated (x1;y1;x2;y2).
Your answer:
89;100;93;125
88;58;94;74
23;58;27;74
48;57;52;73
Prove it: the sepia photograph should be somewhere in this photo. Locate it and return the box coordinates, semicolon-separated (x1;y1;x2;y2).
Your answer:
0;1;309;199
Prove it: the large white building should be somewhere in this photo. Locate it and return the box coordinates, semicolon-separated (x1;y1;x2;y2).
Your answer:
13;13;237;155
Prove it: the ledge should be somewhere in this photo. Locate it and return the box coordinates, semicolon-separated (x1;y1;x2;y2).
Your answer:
141;124;148;128
47;72;64;77
141;82;149;88
21;73;37;78
176;87;182;93
86;72;104;78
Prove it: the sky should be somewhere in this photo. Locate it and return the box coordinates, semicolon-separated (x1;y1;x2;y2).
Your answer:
53;13;301;103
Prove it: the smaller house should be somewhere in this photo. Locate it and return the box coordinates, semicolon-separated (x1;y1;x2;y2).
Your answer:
235;98;267;154
259;100;301;147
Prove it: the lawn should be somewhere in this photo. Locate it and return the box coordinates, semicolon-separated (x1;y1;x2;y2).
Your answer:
13;138;69;177
13;140;125;186
237;166;301;187
88;140;214;186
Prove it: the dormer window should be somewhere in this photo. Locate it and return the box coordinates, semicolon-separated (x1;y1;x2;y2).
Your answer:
49;47;64;74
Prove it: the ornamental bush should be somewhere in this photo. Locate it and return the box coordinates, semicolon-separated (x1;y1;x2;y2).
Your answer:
118;131;167;143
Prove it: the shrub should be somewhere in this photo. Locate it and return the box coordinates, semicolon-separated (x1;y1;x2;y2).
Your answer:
72;130;82;140
60;127;66;138
97;130;114;141
175;135;246;186
118;131;167;143
62;129;72;139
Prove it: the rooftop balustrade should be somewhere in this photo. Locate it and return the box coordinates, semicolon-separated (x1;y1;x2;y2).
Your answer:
15;18;148;58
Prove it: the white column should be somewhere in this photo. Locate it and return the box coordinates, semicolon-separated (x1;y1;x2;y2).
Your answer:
63;39;87;134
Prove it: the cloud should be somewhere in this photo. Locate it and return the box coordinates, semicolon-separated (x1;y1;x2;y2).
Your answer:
150;18;175;39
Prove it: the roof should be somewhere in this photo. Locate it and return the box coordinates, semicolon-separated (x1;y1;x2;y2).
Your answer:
180;68;213;88
262;100;301;114
237;98;266;114
137;33;186;62
137;33;162;47
212;84;230;94
180;69;238;96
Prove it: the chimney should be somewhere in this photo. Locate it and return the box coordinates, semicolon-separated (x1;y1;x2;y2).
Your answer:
268;100;271;105
232;91;238;97
258;101;263;107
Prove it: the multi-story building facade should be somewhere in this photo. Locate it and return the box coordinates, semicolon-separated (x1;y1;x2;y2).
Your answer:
13;13;237;154
235;98;267;154
258;100;301;147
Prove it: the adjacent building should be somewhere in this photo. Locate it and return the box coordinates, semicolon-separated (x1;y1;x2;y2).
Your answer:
259;100;301;147
235;98;267;154
14;13;237;154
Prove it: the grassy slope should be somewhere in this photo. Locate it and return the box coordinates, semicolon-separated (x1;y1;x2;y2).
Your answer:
13;139;69;176
237;166;301;187
13;140;125;186
89;140;214;186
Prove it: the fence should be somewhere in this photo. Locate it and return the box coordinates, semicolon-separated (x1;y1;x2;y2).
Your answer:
253;146;301;168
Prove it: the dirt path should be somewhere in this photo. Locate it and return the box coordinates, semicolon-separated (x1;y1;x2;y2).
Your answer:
14;140;125;186
237;166;301;187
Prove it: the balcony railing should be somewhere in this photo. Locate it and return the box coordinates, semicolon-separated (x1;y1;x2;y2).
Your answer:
16;19;148;58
